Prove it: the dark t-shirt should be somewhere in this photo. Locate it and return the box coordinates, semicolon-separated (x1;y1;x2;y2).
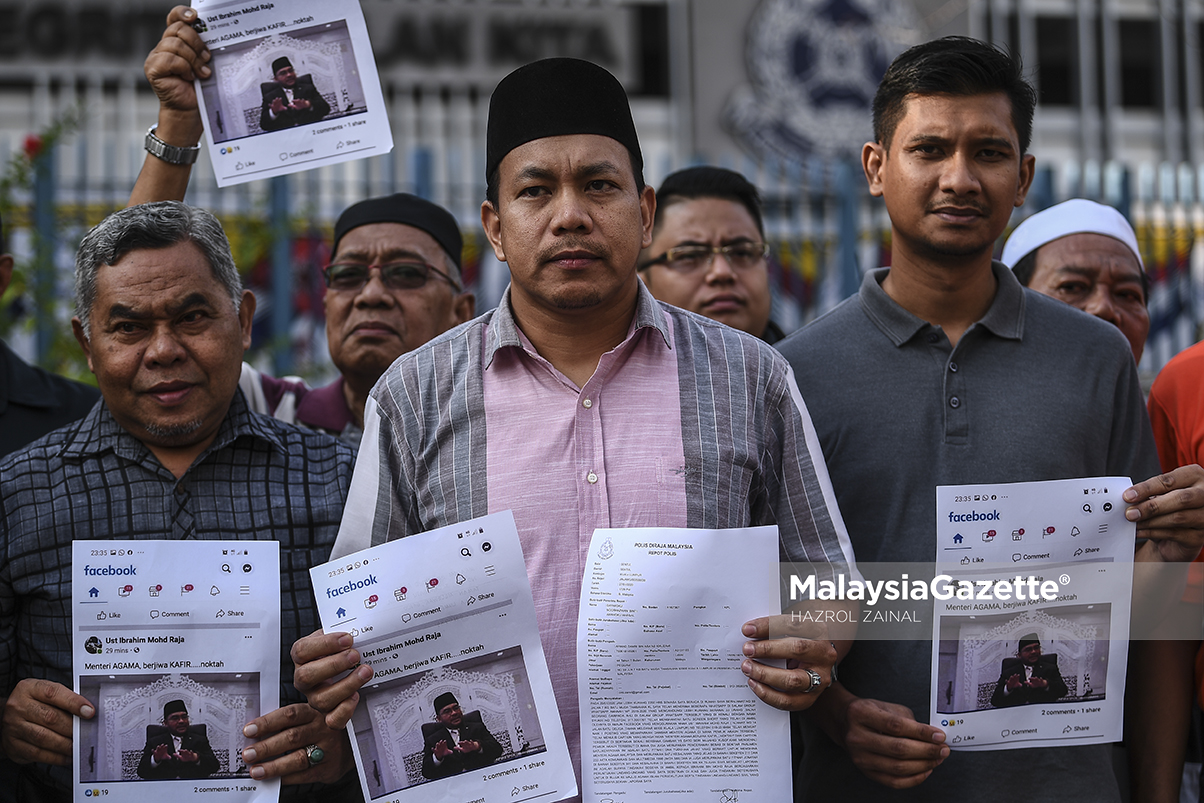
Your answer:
0;340;98;458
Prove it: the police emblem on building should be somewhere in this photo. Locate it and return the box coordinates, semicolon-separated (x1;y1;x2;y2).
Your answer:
726;0;920;160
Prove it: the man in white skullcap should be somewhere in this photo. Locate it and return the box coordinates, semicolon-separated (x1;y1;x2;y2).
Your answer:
1005;199;1197;803
1001;198;1148;362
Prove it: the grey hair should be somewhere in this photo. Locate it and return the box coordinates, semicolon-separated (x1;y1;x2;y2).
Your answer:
75;201;242;338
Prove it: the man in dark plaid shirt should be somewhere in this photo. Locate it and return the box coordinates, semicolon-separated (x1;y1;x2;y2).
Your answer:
0;203;359;801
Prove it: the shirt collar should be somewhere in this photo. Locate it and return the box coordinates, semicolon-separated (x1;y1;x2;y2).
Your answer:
58;388;288;470
858;260;1026;347
484;280;672;369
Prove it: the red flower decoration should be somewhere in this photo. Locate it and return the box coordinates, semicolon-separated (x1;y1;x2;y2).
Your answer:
23;134;43;161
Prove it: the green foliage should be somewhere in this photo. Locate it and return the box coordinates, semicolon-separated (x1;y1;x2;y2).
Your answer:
0;107;94;384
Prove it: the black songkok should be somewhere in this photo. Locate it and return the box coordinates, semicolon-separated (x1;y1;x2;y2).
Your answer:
433;692;459;715
163;699;188;719
271;57;292;74
485;58;642;182
332;193;463;271
1018;633;1041;650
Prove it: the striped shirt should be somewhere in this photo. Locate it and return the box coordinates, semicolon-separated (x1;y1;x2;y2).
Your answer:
333;281;857;791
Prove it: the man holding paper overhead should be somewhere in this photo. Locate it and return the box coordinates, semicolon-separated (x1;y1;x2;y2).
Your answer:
292;57;858;797
132;8;475;446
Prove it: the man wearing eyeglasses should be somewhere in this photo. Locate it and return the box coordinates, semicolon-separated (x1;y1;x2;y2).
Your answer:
131;9;475;445
228;194;474;445
274;194;475;443
639;166;784;343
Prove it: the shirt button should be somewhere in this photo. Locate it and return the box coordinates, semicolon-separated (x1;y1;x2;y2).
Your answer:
174;484;186;496
582;398;593;409
927;332;940;344
949;396;961;408
949;362;959;373
587;472;598;484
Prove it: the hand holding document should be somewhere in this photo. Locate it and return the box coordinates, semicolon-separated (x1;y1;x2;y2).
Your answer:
577;527;792;802
189;0;392;186
71;540;280;801
930;478;1134;750
309;511;575;803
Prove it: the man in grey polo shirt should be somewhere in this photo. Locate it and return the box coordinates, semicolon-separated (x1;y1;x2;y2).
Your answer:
777;36;1203;802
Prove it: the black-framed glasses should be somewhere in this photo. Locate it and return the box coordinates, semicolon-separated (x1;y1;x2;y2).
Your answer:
639;242;769;272
322;261;462;293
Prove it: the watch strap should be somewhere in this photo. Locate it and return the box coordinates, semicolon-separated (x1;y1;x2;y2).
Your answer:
144;124;200;166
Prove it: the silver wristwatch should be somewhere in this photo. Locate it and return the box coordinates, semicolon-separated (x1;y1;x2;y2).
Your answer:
144;124;200;165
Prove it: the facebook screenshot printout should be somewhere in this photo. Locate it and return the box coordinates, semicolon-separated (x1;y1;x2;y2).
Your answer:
930;477;1134;750
577;526;791;802
310;512;575;803
72;540;281;802
190;0;391;186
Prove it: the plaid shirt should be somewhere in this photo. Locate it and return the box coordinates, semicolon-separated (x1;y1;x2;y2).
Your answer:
0;390;354;793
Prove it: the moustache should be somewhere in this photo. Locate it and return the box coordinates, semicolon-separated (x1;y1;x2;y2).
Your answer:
537;239;610;264
926;201;989;216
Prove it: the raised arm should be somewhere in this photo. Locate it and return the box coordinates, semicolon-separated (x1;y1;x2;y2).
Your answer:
129;6;210;207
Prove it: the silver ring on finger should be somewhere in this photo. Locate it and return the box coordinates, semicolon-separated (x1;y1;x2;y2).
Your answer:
305;744;325;766
803;668;823;693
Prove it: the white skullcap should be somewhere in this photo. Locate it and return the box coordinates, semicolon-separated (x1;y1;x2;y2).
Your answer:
1001;198;1143;271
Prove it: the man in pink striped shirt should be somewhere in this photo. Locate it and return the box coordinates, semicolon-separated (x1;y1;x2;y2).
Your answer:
292;58;857;800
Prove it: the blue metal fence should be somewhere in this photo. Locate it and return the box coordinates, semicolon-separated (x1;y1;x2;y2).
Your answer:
3;136;1202;383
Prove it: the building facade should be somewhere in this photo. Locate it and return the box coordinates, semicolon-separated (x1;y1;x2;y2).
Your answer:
0;0;1199;376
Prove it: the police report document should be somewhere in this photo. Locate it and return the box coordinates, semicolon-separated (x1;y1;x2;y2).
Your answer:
310;511;576;803
931;477;1134;751
190;0;392;186
72;540;280;802
578;527;790;802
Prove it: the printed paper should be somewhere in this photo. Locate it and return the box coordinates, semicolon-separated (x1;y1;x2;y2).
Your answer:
311;511;576;803
931;477;1134;750
190;0;392;186
72;540;280;801
577;527;790;802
